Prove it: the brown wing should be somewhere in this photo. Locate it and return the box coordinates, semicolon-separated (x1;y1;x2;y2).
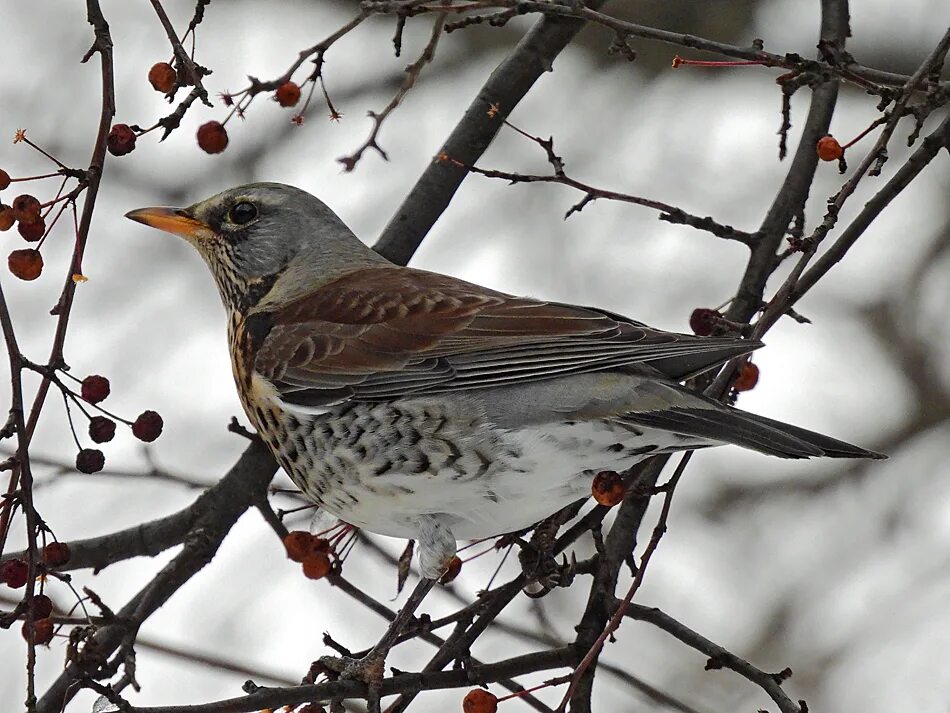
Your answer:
251;266;758;407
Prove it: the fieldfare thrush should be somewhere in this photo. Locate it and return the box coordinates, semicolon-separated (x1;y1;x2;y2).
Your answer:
127;183;883;580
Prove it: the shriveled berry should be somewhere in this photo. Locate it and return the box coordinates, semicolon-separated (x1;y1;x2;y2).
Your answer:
17;216;45;242
148;62;177;93
42;542;70;567
22;617;55;645
132;410;163;442
80;375;110;404
76;448;105;474
0;169;10;191
1;558;29;588
11;194;41;223
302;552;332;580
816;135;843;162
30;594;54;620
107;124;137;157
284;531;315;562
439;555;462;585
197;121;228;154
8;249;43;281
88;415;116;443
275;81;301;108
733;362;760;392
462;688;498;713
0;206;15;231
591;470;625;507
689;307;721;336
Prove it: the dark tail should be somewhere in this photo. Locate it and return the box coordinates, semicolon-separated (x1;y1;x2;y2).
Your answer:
623;405;885;460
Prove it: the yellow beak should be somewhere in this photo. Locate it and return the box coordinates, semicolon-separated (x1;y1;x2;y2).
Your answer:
125;207;211;240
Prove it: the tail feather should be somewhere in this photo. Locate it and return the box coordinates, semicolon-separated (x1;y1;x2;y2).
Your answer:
623;406;885;460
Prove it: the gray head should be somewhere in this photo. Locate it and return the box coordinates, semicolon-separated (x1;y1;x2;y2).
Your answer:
126;182;388;312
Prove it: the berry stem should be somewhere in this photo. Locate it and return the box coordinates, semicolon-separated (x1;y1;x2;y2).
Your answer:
842;117;886;149
672;55;765;68
15;134;70;170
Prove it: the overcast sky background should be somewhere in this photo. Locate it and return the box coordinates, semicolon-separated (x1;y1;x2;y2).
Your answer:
1;1;949;711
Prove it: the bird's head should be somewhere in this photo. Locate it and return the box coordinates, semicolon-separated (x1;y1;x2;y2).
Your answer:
126;182;387;313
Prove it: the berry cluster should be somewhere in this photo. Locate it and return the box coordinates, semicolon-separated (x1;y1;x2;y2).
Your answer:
58;373;163;474
0;185;47;280
283;530;333;580
2;541;73;647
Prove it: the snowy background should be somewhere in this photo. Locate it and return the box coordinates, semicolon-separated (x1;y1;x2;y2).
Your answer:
1;1;948;711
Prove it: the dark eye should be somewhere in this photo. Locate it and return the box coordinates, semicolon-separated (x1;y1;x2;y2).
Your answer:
229;201;258;225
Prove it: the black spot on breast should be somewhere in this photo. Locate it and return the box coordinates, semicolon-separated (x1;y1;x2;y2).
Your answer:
607;443;625;453
412;453;431;474
374;460;392;476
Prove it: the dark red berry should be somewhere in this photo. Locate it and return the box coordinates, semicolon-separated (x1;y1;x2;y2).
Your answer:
734;362;760;392
196;121;228;154
0;169;10;191
148;62;177;93
275;81;301;108
591;471;625;507
88;415;116;443
42;542;70;567
76;448;105;474
462;688;498;713
132;410;163;442
302;552;331;580
8;249;43;281
107;124;137;157
1;558;29;588
0;206;14;231
816;135;844;162
283;531;315;563
80;375;110;404
689;308;721;336
17;216;45;242
30;594;53;620
11;194;41;223
22;617;54;645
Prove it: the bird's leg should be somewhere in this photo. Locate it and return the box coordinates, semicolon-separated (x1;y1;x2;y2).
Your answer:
318;516;455;713
519;509;577;597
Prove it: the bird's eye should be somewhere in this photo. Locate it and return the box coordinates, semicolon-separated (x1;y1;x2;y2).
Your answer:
229;201;258;225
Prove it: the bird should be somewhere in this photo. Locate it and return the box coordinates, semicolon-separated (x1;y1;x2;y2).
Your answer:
126;182;884;581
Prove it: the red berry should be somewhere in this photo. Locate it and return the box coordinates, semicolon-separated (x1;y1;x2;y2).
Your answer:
76;448;105;474
42;542;70;567
0;206;15;231
132;410;163;442
439;555;462;585
462;688;498;713
17;215;45;242
1;558;29;588
11;194;41;224
302;552;331;580
283;531;315;563
148;62;177;93
733;362;760;392
30;594;54;620
689;307;722;336
591;470;625;507
8;249;43;281
107;124;137;157
22;617;55;645
274;81;301;108
196;121;229;154
88;415;116;443
816;135;843;162
80;375;110;404
0;169;10;191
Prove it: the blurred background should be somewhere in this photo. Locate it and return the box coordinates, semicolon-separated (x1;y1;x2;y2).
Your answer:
1;0;948;711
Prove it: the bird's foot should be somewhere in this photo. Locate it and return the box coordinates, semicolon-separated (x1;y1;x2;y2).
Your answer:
522;552;577;598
